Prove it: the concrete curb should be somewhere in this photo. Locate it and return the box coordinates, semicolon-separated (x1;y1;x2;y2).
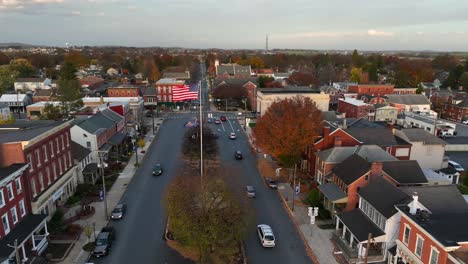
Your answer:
277;190;320;264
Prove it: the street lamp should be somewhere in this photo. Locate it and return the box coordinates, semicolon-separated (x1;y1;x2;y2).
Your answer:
133;124;139;166
97;151;109;220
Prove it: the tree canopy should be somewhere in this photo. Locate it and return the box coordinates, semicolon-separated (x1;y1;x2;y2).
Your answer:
182;126;219;161
254;96;323;167
0;66;17;94
9;59;34;78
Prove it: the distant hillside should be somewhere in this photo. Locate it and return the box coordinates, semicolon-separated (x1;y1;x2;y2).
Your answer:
0;42;34;48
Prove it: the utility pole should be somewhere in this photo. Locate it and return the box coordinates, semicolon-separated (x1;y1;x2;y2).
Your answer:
292;162;297;212
152;106;155;135
364;233;372;264
98;151;108;220
243;98;247;130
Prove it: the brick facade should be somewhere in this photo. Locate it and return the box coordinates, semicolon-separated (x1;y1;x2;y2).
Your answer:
348;84;394;97
107;87;140;97
442;103;468;123
337;99;374;119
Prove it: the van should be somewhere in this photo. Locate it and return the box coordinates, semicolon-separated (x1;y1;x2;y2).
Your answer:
448;160;464;172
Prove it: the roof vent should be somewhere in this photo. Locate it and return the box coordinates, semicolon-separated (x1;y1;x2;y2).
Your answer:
418;210;430;221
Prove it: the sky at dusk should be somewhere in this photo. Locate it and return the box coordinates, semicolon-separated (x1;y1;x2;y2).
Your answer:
1;0;467;51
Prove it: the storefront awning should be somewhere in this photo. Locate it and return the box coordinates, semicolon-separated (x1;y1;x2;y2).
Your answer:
108;132;126;145
318;182;348;203
0;214;47;260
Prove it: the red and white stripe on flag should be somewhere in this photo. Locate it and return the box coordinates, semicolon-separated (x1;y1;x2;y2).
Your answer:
172;85;198;101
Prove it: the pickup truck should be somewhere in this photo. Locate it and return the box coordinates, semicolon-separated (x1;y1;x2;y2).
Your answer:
93;226;116;258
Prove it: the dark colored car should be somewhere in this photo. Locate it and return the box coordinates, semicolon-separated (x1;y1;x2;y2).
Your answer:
152;164;163;176
235;151;243;160
111;203;127;220
145;111;154;117
93;226;115;257
220;116;227;121
266;178;278;189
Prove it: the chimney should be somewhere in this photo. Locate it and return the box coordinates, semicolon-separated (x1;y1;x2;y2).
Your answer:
342;119;347;129
334;136;342;147
370;162;383;178
410;192;419;215
323;126;331;140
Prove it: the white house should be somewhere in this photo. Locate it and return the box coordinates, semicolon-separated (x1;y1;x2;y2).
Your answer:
394;128;447;170
107;68;119;76
385;94;431;113
0;93;32;113
14;78;51;92
402;111;456;136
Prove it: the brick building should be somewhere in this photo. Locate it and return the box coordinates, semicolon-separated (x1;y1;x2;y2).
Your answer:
442;99;468;123
107;85;141;97
155;78;185;103
338;98;375;119
213;78;258;111
0;120;77;217
0;163;49;262
348;84;394;97
32;89;54;103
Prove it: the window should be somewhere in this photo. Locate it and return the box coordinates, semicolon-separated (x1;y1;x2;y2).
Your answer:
59;158;63;174
68;152;72;167
6;184;13;201
35;150;41;167
415;235;424;257
15;178;22;194
2;213;10;235
0;190;4;208
46;167;51;184
86;141;91;149
52;162;57;179
31;180;37;197
66;133;70;146
27;154;33;172
56;138;60;153
39;173;44;190
63;156;68;171
11;207;18;224
49;142;54;157
61;135;65;150
430;248;439;264
43;145;48;162
19;200;26;216
403;225;411;245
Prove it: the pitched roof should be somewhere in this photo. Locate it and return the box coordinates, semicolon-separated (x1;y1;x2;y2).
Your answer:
317;145;397;163
337;209;385;242
216;64;251;76
0;163;29;182
346;128;399;146
71;141;91;161
0;120;68;143
385;94;430;105
456;99;468;108
99;108;124;123
382;160;428;184
359;178;410;218
15;78;45;82
33;89;53;97
321;111;338;122
162;71;190;79
76;112;116;134
214;77;258;87
399;185;468;214
0;94;27;102
398;128;446;145
332;154;370;185
143;87;157;96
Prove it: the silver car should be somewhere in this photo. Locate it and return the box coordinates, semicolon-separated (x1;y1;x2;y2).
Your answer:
111;203;126;220
246;186;256;198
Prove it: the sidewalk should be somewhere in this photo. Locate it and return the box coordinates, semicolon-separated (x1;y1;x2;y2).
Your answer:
60;119;163;264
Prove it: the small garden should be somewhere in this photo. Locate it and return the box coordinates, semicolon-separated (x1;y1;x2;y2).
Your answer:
303;189;332;221
458;174;468;194
48;209;83;240
44;242;72;260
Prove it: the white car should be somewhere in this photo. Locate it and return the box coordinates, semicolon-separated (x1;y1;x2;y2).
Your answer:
463;120;468;125
448;160;464;172
229;132;236;139
257;224;275;247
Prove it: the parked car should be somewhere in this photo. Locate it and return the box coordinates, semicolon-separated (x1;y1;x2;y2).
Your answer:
220;116;227;121
266;178;277;189
246;185;256;198
439;131;454;138
463;120;468;125
145;111;154;117
93;226;115;257
152;164;163;176
257;224;275;248
215;120;221;124
229;133;236;139
448;160;465;172
235;151;243;160
111;203;127;220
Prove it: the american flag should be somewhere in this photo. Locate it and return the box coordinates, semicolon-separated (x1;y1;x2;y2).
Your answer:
172;84;198;101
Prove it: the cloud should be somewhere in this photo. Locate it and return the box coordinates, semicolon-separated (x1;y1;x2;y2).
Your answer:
0;0;64;10
70;10;80;16
127;4;136;10
367;29;394;37
97;11;104;16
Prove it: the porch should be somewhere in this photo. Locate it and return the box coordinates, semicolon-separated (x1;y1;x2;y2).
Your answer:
333;209;386;263
318;182;347;219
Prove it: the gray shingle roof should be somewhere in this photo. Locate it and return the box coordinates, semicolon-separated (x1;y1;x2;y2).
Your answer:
321;111;338;122
317;145;397;163
346;128;399;146
337;209;385;242
33;89;53;97
100;109;124;123
332;154;371;185
143;87;157;96
71;141;91;161
0;120;68;143
76;112;116;134
214;78;258;87
382;160;428;184
216;64;251;76
318;182;347;202
399;128;446;145
0;163;28;182
399;185;468;214
385;94;430;105
359;178;410;218
457;99;468;108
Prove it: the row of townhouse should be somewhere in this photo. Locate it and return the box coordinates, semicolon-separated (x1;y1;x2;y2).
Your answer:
0;106;128;262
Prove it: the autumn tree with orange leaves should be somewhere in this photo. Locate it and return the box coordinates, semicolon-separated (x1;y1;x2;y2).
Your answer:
253;96;323;167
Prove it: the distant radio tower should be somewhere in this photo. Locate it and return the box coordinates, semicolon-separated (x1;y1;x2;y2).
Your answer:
265;34;269;52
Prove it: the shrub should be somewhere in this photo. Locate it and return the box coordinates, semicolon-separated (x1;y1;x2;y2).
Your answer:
65;195;81;206
303;189;321;207
458;184;468;194
48;209;65;234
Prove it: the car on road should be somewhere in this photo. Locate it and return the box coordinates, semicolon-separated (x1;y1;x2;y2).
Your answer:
111;203;127;220
229;133;236;139
246;185;256;198
152;164;163;176
448;160;465;172
235;151;243;160
215;120;221;124
463;120;468;125
145;111;154;117
93;226;115;257
257;224;275;248
207;118;213;123
220;116;227;121
266;178;277;189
